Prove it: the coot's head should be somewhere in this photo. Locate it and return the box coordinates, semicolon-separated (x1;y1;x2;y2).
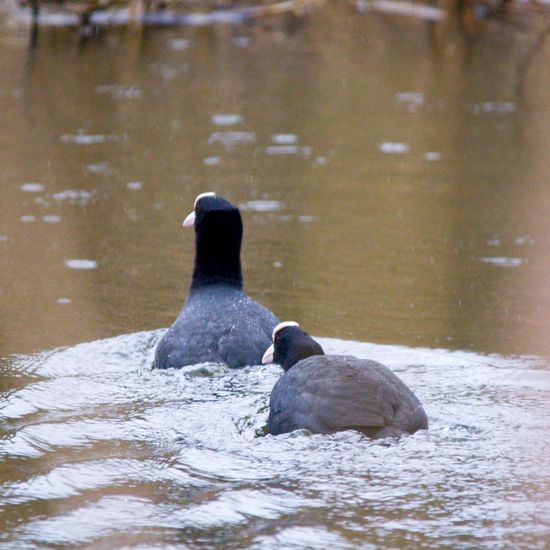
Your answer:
183;192;242;236
183;192;243;289
262;321;325;371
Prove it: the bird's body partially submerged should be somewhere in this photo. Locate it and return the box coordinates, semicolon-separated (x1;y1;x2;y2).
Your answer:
154;193;278;369
263;323;428;438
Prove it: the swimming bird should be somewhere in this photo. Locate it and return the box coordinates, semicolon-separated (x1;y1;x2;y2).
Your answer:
154;192;279;369
262;322;428;437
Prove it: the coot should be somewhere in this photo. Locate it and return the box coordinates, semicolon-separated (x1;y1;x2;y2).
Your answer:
154;192;279;369
262;322;428;437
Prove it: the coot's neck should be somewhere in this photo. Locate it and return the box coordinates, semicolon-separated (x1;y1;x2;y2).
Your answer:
189;220;243;293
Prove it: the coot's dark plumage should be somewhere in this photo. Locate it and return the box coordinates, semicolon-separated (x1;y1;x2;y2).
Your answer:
262;322;428;437
154;192;279;369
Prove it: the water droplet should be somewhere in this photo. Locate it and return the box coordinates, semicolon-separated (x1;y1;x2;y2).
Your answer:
480;257;524;267
20;183;44;193
65;259;97;270
239;200;283;212
271;134;298;145
204;157;221;166
425;151;441;161
378;142;409;154
43;215;62;223
211;114;243;126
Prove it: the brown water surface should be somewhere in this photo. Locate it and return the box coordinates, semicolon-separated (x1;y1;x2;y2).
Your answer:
1;6;550;549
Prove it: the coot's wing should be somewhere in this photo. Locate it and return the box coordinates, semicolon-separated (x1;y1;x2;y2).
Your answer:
218;295;278;367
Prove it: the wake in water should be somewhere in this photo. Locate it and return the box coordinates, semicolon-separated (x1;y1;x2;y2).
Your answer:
1;331;549;548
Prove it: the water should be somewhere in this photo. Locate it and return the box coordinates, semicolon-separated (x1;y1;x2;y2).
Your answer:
1;2;550;547
1;331;548;548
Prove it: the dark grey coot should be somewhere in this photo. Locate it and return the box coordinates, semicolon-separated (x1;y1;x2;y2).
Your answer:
262;322;428;438
154;192;279;369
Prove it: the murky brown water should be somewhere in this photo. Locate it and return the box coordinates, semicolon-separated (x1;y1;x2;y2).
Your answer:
1;4;550;548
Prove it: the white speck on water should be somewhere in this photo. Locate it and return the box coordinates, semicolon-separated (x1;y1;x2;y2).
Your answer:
20;215;36;222
52;190;94;204
43;215;62;223
21;183;45;193
298;215;317;222
57;297;71;305
425;151;441;161
239;200;283;212
85;162;110;174
127;181;142;190
378;142;410;154
95;85;142;99
480;257;524;267
65;259;97;270
395;91;424;105
487;237;501;246
515;236;535;246
233;36;251;47
168;38;191;50
271;134;298;145
481;101;516;113
204;157;221;166
61;134;121;145
265;145;299;155
211;114;243;126
273;261;283;268
208;132;255;147
0;235;8;241
315;156;328;165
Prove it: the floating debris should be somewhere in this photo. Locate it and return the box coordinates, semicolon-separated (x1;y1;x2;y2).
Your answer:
314;156;328;165
126;181;142;190
378;142;410;154
57;297;71;305
20;215;35;222
20;183;45;193
65;259;98;270
480;257;525;267
298;215;317;222
273;261;283;268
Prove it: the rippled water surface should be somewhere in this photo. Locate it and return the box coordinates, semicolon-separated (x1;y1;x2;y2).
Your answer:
1;2;550;547
1;331;549;548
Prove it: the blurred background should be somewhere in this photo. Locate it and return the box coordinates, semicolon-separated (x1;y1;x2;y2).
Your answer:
0;0;549;358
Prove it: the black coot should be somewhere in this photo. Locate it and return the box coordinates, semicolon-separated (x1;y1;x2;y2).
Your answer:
155;192;279;369
262;322;428;437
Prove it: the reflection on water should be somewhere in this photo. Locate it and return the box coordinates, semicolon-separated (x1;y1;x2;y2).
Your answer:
0;331;549;547
1;5;549;358
0;4;550;547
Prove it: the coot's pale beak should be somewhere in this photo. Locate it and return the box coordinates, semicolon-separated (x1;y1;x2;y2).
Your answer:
262;344;274;364
182;210;195;227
